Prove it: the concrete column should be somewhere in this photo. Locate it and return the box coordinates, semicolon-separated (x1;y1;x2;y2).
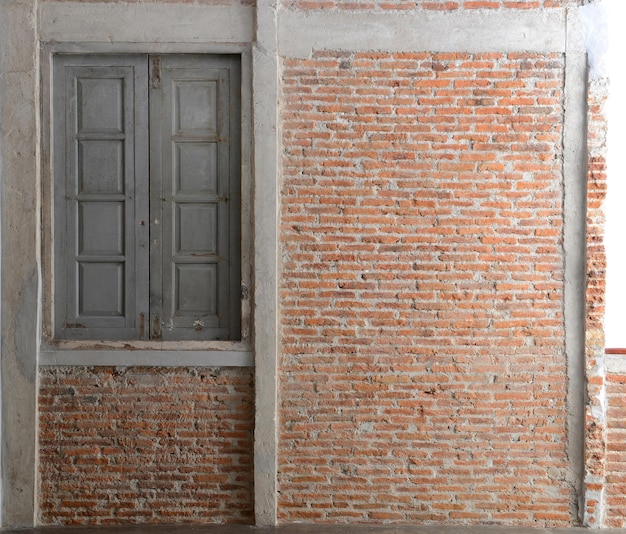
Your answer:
0;0;39;527
563;6;589;526
253;0;280;526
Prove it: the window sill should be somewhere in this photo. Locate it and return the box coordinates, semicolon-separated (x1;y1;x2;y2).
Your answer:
39;341;253;367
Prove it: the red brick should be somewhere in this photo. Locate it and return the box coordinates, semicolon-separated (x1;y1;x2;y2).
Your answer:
279;51;569;526
39;367;254;525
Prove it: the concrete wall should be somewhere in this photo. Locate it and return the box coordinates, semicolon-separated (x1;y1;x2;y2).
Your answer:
1;0;623;529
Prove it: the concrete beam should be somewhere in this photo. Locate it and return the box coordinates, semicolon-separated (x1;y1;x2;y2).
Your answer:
39;2;254;44
279;9;566;58
39;350;254;367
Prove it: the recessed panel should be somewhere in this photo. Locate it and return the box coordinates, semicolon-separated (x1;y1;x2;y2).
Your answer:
77;77;124;133
175;264;217;314
176;203;217;254
79;262;124;316
175;142;218;194
174;80;217;133
79;202;124;255
79;140;124;194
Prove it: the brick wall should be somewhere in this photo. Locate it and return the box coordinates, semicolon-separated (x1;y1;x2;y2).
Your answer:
606;373;626;528
38;367;254;525
279;51;571;525
281;0;581;11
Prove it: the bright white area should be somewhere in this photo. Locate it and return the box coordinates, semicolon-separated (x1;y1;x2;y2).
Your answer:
604;0;626;347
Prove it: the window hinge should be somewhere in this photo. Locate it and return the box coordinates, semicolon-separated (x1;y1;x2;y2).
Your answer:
150;56;161;90
152;314;162;340
241;283;250;301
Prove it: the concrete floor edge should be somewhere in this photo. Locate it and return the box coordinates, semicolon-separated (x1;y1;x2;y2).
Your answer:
2;524;626;534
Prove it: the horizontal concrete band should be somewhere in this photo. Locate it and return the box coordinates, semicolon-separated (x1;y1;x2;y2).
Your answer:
39;3;567;55
38;2;255;44
39;349;254;367
279;10;567;57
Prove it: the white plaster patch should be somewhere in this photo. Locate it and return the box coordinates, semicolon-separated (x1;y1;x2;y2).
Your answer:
581;2;609;80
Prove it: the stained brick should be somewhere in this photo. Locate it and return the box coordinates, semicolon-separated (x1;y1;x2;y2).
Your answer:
38;367;254;525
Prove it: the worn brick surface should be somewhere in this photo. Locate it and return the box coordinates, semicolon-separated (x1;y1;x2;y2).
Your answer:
583;78;608;527
38;367;254;525
585;81;608;337
279;51;570;525
606;373;626;528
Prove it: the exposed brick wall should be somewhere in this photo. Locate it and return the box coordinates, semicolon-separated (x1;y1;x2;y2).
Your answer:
606;373;626;528
585;85;608;342
281;0;581;11
583;78;608;527
279;51;571;525
39;367;254;525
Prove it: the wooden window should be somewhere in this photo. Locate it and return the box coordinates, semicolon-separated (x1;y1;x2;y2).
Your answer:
53;54;242;341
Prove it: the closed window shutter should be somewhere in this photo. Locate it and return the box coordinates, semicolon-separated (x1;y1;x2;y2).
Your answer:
53;54;240;342
53;55;149;340
151;55;241;341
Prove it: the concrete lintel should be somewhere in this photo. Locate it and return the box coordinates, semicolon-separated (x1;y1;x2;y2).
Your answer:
38;2;254;44
39;350;254;368
279;9;566;58
41;42;251;56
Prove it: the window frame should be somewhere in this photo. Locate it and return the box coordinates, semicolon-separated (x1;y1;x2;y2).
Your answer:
39;43;253;367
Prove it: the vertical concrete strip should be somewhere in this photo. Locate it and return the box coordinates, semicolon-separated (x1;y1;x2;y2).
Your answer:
0;0;38;527
564;6;593;527
253;0;279;526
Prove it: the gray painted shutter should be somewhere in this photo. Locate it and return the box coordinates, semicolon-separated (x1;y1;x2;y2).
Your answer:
150;55;241;341
53;55;149;339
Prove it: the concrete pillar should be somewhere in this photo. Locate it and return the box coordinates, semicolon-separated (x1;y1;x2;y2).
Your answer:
0;0;39;526
253;0;280;526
